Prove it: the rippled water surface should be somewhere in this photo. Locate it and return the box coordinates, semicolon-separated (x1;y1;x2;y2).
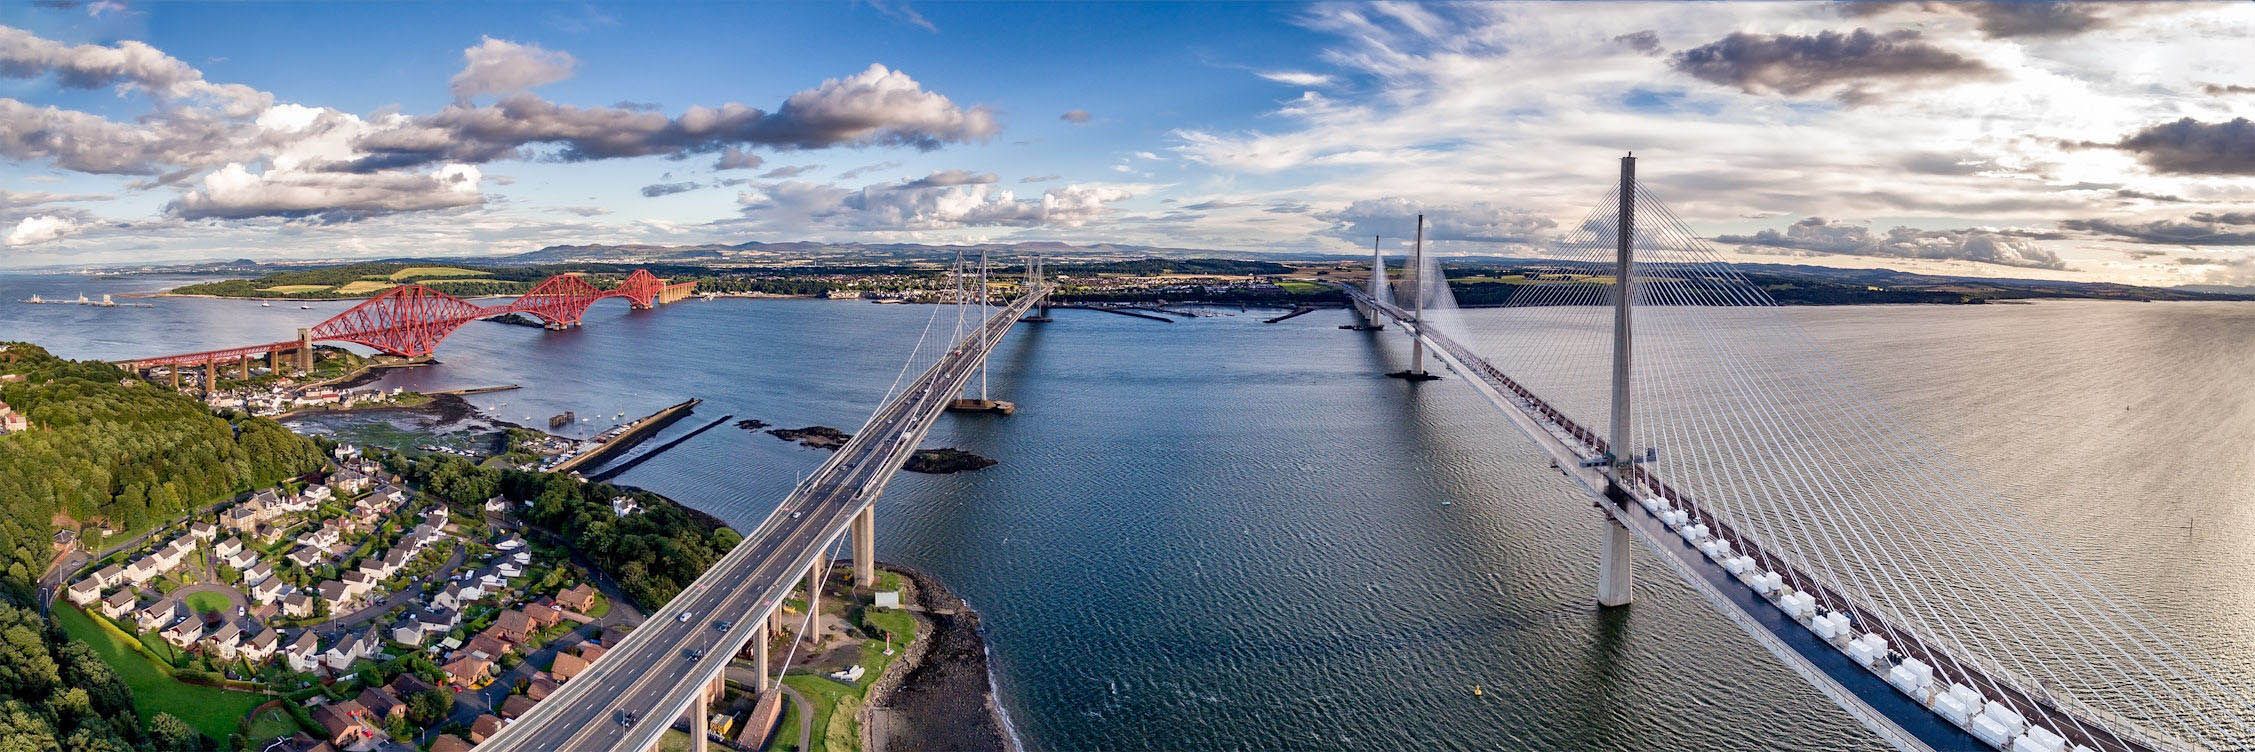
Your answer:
4;271;2248;751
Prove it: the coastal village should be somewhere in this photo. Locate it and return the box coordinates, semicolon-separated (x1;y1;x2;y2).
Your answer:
55;442;616;750
41;422;935;752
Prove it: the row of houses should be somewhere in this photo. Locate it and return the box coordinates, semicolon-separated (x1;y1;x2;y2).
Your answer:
307;504;451;616
436;581;600;689
67;533;196;606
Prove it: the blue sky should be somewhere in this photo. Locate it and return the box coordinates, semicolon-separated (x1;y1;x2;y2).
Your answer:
2;2;2252;287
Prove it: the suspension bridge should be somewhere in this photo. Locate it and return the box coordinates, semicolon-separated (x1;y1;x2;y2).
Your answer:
476;257;1050;752
119;268;696;383
1338;155;2251;752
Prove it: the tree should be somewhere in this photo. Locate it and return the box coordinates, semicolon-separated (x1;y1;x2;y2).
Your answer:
145;712;206;751
407;688;454;726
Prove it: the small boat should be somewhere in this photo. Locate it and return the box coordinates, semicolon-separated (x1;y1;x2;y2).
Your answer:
261;302;272;307
299;304;311;309
1472;684;1483;697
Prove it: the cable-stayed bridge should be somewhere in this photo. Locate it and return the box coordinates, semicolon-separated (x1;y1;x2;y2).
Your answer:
1340;156;2252;752
476;262;1051;752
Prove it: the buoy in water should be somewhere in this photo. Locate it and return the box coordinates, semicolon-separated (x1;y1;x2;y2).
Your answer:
1472;684;1483;697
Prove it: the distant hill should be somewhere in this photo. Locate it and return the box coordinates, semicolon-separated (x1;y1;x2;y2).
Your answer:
498;239;1280;265
1434;259;2255;305
2177;283;2255;296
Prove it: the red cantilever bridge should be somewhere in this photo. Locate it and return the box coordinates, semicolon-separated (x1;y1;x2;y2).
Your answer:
123;269;695;377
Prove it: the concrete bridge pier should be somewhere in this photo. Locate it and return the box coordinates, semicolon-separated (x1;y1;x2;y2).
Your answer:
1597;517;1633;607
237;354;250;380
686;690;709;752
751;619;771;693
853;506;876;588
202;360;216;395
803;553;828;645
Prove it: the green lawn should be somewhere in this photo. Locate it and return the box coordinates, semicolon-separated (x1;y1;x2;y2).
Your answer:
55;605;269;743
780;675;845;752
185;590;231;614
245;706;299;744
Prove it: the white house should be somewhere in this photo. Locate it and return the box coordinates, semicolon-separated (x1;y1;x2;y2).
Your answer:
204;620;243;658
88;564;125;589
239;628;279;663
224;548;259;570
100;590;136;619
242;562;275;587
286;546;324;568
188;521;218;541
66;578;101;605
286;631;322;672
161;618;202;648
283;593;315;618
323;629;377;672
134;601;178;631
252;577;286;604
214;537;244;558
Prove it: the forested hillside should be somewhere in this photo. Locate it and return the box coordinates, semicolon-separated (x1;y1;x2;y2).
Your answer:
0;343;324;596
0;343;319;750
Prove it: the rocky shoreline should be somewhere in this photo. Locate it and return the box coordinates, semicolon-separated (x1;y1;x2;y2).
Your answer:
865;563;1014;752
767;425;998;473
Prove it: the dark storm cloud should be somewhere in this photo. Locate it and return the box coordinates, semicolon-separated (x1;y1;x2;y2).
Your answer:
1841;2;2125;39
1670;28;1993;102
2204;84;2255;96
2061;215;2255;246
2109;118;2255;175
342;63;998;172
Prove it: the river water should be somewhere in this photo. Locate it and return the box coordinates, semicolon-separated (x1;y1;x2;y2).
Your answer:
3;271;2249;751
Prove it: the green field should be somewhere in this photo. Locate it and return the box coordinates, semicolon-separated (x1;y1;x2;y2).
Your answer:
257;284;329;294
186;590;231;614
387;265;490;281
55;605;269;743
334;280;398;295
245;706;300;745
1274;280;1328;294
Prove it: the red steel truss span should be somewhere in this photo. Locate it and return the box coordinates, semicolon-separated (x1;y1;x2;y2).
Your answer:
126;270;692;367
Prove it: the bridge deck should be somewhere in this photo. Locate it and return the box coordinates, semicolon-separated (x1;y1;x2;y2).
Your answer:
1343;288;2173;752
476;287;1049;752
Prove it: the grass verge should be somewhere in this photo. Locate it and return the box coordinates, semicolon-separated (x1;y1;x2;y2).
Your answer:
55;604;268;743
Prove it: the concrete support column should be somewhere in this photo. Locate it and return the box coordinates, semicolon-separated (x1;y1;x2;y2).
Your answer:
203;360;216;395
853;507;876;588
238;355;250;380
753;618;771;693
803;555;827;646
1597;517;1633;607
687;691;709;752
169;367;180;389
